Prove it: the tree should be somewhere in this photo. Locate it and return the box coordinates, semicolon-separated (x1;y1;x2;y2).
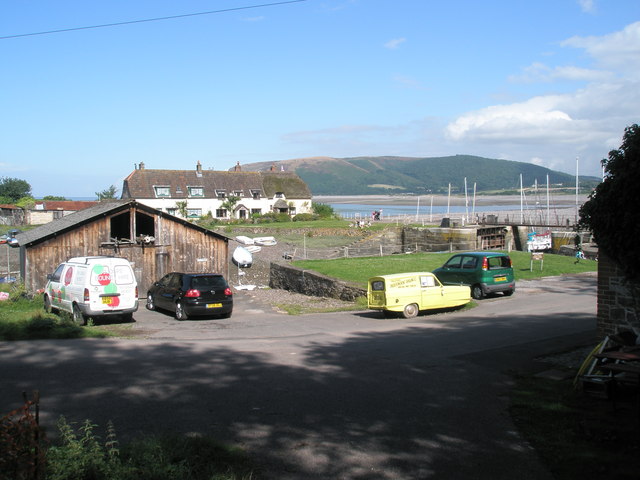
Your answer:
579;124;640;281
95;185;118;201
220;196;240;219
0;177;32;202
175;201;188;218
42;195;68;201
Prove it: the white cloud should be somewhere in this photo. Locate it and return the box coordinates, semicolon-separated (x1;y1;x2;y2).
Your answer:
444;22;640;175
384;38;406;49
562;21;640;77
577;0;596;14
509;62;612;83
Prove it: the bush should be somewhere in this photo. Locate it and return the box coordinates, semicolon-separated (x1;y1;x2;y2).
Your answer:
293;213;318;222
312;202;336;218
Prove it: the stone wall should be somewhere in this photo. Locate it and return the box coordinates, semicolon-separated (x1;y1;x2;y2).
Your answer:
597;254;640;337
269;262;366;301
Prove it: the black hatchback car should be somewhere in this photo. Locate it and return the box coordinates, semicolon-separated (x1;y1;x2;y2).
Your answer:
146;273;233;320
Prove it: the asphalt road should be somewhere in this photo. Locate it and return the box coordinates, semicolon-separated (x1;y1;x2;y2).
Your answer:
0;274;597;479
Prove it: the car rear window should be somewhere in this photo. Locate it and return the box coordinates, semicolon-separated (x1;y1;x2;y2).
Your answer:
488;256;510;269
371;280;385;291
191;276;227;289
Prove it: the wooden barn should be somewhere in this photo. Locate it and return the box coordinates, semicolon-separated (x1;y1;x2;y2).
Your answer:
15;199;229;295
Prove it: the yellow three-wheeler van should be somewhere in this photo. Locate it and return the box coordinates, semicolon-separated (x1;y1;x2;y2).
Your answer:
367;272;471;318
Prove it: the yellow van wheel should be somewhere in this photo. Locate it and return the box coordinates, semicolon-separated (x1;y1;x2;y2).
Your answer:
403;303;419;318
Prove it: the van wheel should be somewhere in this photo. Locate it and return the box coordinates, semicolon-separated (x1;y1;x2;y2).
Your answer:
175;302;188;321
72;305;86;326
471;285;484;300
43;295;58;314
146;294;155;311
402;303;419;319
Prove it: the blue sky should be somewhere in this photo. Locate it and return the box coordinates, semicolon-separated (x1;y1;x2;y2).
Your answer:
2;0;639;198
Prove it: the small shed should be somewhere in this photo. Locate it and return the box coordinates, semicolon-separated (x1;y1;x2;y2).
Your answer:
16;200;229;295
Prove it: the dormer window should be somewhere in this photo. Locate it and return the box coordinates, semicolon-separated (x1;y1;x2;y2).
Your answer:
216;190;226;199
176;186;183;194
188;186;204;197
233;190;243;197
154;186;171;198
251;189;261;200
275;192;285;199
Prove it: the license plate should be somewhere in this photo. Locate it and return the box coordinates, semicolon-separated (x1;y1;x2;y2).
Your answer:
206;303;222;308
494;276;507;282
101;297;113;304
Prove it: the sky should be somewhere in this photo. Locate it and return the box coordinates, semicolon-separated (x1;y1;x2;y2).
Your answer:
2;0;639;198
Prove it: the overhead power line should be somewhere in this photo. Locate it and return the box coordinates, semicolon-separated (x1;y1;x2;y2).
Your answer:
0;0;306;40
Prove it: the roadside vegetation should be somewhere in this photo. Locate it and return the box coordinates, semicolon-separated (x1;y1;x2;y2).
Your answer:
1;399;255;480
0;284;113;341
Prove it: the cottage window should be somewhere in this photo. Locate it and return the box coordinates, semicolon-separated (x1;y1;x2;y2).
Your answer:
167;208;177;216
215;209;227;218
251;208;262;215
187;208;202;218
154;186;171;198
275;192;285;198
188;187;204;197
215;190;226;199
233;190;243;197
251;190;261;199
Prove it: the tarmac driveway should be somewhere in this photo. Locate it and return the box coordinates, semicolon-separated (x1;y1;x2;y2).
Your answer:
0;274;597;479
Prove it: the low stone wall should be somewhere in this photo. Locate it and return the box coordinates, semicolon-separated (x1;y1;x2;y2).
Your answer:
269;262;366;301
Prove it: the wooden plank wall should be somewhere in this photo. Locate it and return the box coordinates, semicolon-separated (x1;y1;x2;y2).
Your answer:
23;211;228;296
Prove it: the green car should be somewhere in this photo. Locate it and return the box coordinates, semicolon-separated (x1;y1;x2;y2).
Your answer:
433;251;515;300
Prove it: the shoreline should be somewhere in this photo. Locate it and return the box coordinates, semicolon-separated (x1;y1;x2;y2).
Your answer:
313;194;588;207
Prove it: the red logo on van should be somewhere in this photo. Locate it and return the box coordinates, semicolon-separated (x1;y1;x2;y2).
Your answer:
64;267;73;286
97;273;111;286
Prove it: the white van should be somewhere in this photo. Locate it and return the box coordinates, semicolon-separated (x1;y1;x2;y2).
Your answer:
44;256;138;324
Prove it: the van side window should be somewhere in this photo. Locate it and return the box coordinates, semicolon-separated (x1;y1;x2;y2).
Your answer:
50;264;65;282
115;265;134;284
444;256;462;268
420;276;436;287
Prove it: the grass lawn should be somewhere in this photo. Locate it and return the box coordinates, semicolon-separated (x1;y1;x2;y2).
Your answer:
0;284;113;340
292;250;597;288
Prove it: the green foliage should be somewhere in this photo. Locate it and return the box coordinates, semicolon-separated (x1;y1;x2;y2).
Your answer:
0;177;32;202
253;212;291;223
42;195;68;201
311;202;336;218
95;185;118;201
15;196;35;210
292;213;318;221
579;124;640;281
45;417;255;480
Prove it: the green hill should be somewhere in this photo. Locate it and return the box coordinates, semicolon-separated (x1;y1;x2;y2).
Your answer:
237;155;600;195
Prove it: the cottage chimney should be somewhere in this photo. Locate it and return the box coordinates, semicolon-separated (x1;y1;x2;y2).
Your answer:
196;161;202;174
234;161;241;172
139;161;145;170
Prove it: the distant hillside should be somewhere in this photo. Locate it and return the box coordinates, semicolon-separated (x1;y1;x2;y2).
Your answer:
236;155;600;195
